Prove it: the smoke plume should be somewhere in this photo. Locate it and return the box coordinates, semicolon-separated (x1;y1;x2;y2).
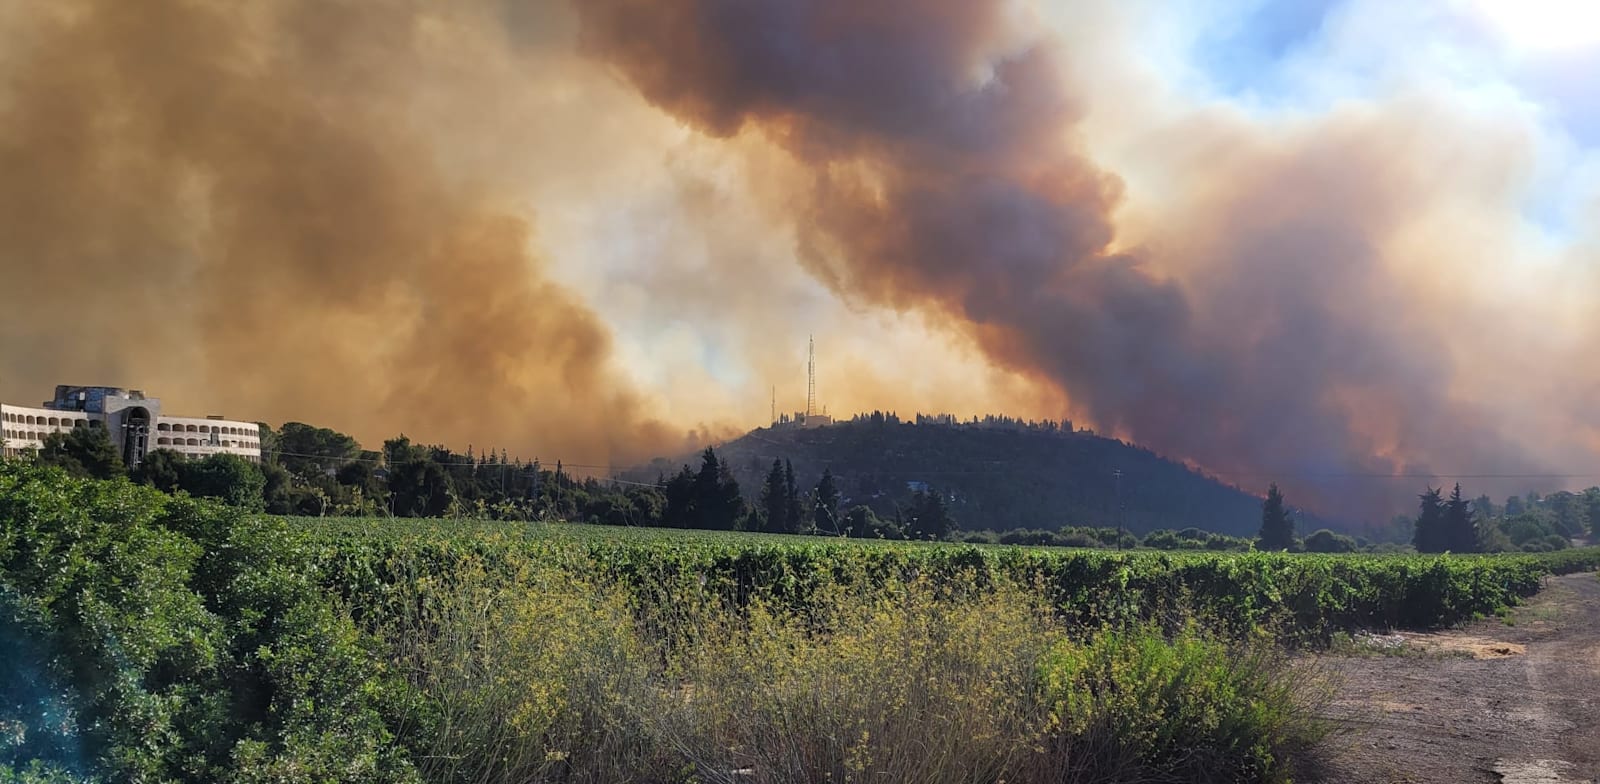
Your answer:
4;0;1596;521
0;0;690;464
574;0;1559;518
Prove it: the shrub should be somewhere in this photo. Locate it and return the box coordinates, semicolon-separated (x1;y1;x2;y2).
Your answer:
1037;624;1328;783
1303;529;1358;553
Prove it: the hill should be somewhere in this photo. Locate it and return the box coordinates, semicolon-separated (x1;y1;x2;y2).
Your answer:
632;417;1308;538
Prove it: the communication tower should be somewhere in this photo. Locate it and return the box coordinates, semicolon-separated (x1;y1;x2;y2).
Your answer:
807;335;816;419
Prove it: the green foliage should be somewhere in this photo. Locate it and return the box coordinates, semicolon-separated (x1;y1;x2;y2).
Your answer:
1256;483;1295;551
35;430;122;481
1042;623;1325;782
1414;486;1448;552
272;421;361;479
7;464;1600;783
1303;528;1358;553
387;459;453;518
131;448;185;493
0;462;415;782
1144;527;1253;551
905;488;956;540
177;453;265;511
661;449;744;531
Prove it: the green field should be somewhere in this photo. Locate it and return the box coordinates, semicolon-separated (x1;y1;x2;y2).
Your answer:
5;462;1600;783
291;514;1600;637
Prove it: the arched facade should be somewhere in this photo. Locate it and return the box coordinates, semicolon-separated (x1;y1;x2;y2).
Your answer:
1;390;261;463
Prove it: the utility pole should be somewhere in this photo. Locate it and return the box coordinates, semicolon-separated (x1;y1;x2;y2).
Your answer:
1113;468;1124;551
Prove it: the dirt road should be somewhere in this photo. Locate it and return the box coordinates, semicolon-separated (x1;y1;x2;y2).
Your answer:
1318;573;1600;783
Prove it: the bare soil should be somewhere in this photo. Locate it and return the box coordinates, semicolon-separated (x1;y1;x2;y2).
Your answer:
1316;573;1600;783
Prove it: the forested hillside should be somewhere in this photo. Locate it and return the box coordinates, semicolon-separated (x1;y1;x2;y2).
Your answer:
631;416;1304;538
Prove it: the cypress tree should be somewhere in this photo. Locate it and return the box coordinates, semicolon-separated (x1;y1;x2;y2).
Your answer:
783;460;803;534
1444;483;1479;553
1256;483;1295;551
759;459;787;533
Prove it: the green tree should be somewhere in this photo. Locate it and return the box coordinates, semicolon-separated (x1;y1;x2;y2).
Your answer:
1413;486;1448;553
388;459;453;517
1583;487;1600;538
661;466;697;529
178;454;266;511
132;448;186;493
813;468;841;534
686;448;743;530
843;505;899;539
37;427;123;480
905;489;955;540
1255;483;1295;551
274;422;360;479
1504;494;1526;517
1543;491;1586;537
1443;483;1479;553
261;461;294;514
759;459;788;533
783;460;803;534
335;461;384;503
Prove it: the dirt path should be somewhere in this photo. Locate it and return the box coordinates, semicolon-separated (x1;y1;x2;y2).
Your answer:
1317;573;1600;783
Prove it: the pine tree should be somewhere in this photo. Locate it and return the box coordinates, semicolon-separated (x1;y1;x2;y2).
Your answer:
1256;483;1295;551
1413;486;1447;553
690;448;725;529
1444;483;1479;553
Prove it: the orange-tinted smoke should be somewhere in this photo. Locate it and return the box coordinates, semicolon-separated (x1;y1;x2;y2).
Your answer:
575;0;1548;521
0;0;686;464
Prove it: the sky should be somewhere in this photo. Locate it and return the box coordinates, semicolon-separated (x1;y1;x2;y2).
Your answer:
1;0;1598;523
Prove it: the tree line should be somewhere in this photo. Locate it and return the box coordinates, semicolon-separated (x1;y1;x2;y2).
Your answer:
20;423;1596;552
16;423;961;538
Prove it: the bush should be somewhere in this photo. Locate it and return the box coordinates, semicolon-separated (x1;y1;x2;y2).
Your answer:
0;462;414;782
1038;623;1328;783
1304;529;1358;553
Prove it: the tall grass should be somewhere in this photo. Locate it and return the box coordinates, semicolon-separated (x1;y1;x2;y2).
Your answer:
376;555;1329;784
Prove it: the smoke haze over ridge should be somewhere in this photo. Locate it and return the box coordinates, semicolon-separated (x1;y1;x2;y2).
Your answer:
4;0;1600;520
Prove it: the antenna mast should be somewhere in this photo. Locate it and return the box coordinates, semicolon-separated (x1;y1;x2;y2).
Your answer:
806;335;816;419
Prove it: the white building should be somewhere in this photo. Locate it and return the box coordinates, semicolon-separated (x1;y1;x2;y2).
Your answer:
1;385;261;466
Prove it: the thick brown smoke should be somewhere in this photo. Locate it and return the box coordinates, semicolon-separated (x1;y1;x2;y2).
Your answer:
0;0;689;464
575;0;1549;520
